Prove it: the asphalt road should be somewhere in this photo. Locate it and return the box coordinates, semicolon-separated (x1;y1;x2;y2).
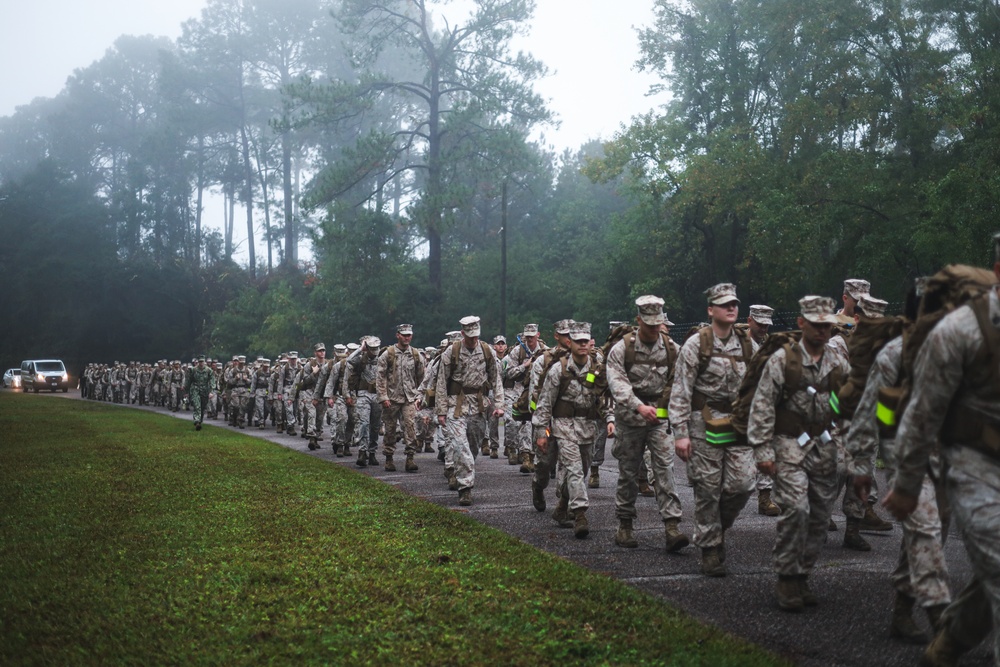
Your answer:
35;389;995;666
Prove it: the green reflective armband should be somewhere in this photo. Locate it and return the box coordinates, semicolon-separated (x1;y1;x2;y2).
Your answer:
876;401;897;427
829;391;841;416
529;399;536;411
656;407;669;419
705;430;738;446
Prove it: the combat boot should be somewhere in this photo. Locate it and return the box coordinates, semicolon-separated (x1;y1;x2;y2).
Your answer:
638;480;655;497
508;448;519;465
615;518;638;548
480;440;490;457
286;424;297;436
573;508;589;539
777;575;803;612
700;547;726;577
552;496;572;528
367;452;378;466
588;465;600;489
663;519;690;553
342;444;351;457
437;447;446;462
356;450;367;467
843;517;872;551
423;441;434;453
336;444;345;458
925;603;948;633
519;452;535;474
861;504;894;531
448;469;459;491
919;628;970;667
490;448;498;459
531;481;546;512
757;489;780;516
798;574;817;607
308;437;319;451
384;457;396;472
890;593;928;644
405;454;418;472
458;488;473;506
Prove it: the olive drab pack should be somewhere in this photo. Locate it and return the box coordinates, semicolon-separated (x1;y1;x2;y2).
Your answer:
548;355;606;420
828;315;908;420
442;340;496;418
512;346;568;421
885;265;1000;454
620;330;677;420
383;345;422;378
731;331;843;444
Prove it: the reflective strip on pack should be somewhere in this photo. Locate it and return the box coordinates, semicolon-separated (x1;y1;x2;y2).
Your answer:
656;407;669;419
876;401;897;427
705;430;738;446
586;373;596;383
829;391;841;416
529;399;536;411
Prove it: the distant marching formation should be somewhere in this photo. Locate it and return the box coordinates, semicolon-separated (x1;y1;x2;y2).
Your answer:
80;232;1000;666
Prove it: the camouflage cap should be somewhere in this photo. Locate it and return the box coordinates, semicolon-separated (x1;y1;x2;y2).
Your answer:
749;305;774;326
397;324;414;336
439;338;450;347
259;358;271;365
236;355;246;363
705;283;740;306
635;295;665;325
493;335;507;344
446;330;463;343
425;346;438;354
333;344;347;353
799;296;839;324
522;323;540;337
314;342;326;352
364;336;382;349
608;320;627;328
568;321;592;342
553;319;573;335
843;279;871;301
346;343;360;351
288;351;299;359
197;355;206;362
459;316;481;338
857;295;889;319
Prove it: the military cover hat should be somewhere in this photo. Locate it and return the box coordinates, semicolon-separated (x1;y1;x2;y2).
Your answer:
236;355;246;363
364;336;382;348
333;344;347;353
635;295;666;325
346;343;360;351
197;355;206;362
314;342;326;352
568;321;592;341
608;320;627;328
554;319;573;335
493;335;507;344
459;316;481;338
260;358;271;365
799;296;839;324
288;351;299;359
749;305;774;326
522;323;540;337
705;283;740;306
446;330;463;343
843;279;871;301
857;295;889;319
396;324;414;335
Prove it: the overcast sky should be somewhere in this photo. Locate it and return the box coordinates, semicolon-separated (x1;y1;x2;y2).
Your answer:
0;0;669;260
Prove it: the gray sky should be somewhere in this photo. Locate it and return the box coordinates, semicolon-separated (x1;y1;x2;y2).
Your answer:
0;0;668;260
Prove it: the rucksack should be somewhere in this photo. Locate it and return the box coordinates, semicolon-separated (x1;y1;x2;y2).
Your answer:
828;315;908;420
383;344;423;379
732;331;844;444
512;346;569;421
693;325;754;376
881;265;999;447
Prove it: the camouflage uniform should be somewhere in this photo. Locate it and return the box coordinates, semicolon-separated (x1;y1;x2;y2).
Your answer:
376;336;424;465
670;325;758;552
607;315;684;530
343;342;383;462
532;341;606;517
275;357;301;435
846;336;951;608
892;287;1000;660
321;353;349;454
168;363;185;412
435;320;503;498
749;318;850;580
225;360;253;428
185;361;217;427
297;351;326;444
250;362;271;428
503;328;545;461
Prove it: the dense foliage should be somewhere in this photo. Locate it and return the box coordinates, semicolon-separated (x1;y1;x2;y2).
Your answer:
1;0;998;371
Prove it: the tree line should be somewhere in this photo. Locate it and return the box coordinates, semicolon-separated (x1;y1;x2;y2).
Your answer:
1;0;997;374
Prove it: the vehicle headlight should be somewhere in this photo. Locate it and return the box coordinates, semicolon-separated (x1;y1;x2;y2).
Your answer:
62;373;69;381
37;373;45;382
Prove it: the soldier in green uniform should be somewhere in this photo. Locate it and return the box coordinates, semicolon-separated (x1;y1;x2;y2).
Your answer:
185;355;218;430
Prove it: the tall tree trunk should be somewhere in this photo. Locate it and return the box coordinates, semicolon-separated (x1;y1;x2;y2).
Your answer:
282;130;294;269
194;136;205;269
240;124;256;280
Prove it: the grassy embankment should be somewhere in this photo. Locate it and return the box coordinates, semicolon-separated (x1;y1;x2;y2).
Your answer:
0;393;789;666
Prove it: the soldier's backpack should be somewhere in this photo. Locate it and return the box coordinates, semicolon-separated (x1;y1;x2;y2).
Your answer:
383;344;423;379
880;265;999;449
828;315;908;420
512;346;568;421
731;331;844;445
440;340;497;416
545;355;605;420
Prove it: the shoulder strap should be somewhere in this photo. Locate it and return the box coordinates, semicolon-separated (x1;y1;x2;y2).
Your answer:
623;332;636;371
782;342;803;402
696;326;714;375
480;341;495;381
734;326;753;363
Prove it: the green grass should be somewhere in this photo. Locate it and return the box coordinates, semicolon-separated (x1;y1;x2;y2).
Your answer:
0;393;789;666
